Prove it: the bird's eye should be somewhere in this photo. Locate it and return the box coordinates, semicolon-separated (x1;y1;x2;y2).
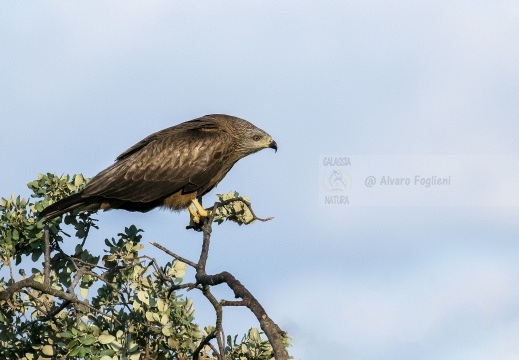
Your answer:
253;135;261;141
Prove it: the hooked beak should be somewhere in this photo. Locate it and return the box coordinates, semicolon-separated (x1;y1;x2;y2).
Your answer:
269;140;278;153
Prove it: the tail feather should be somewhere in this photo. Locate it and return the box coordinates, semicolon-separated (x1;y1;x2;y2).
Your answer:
39;192;90;220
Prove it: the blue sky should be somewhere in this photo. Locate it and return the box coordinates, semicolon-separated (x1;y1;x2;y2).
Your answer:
2;2;519;359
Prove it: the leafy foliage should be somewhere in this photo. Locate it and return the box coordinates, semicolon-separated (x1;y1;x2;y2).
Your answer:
213;191;254;225
0;173;288;359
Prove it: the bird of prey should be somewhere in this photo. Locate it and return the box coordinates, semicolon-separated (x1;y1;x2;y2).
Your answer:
39;114;277;223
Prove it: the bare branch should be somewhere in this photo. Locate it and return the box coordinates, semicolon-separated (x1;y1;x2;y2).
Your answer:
19;300;71;331
201;285;225;359
220;300;247;307
167;282;200;292
193;329;217;360
141;255;171;283
43;225;50;286
68;268;85;293
187;202;290;360
7;259;14;283
0;275;75;302
149;241;198;269
150;199;289;359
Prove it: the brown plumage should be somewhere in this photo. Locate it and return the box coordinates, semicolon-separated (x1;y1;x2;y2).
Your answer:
39;114;277;221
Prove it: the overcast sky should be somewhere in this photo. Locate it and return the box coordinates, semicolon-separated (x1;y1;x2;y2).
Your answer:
2;2;519;359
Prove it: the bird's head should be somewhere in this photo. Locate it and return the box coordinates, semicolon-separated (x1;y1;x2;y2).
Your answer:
206;114;277;156
241;127;277;155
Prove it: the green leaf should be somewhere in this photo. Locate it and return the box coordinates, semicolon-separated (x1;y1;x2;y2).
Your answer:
69;346;81;356
74;174;84;187
167;337;179;348
162;326;171;336
98;334;116;345
99;349;116;357
250;328;261;342
145;311;154;322
137;290;150;305
81;335;96;345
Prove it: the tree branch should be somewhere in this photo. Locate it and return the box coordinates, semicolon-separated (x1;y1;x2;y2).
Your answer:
197;271;289;360
18;300;71;331
193;329;217;360
44;225;50;286
1;196;288;359
201;285;225;359
193;204;289;360
0;275;75;302
156;199;289;359
149;241;197;269
211;197;274;223
0;273;122;326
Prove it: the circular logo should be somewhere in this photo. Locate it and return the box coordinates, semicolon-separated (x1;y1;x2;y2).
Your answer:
322;169;352;193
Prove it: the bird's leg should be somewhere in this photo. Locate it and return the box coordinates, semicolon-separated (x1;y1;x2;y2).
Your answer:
188;204;201;224
192;198;210;217
188;199;210;224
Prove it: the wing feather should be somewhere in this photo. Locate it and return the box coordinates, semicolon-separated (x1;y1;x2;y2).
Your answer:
83;123;235;203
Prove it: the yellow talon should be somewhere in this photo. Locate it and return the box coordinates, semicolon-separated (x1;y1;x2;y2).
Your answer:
188;204;200;223
188;199;210;224
192;199;210;217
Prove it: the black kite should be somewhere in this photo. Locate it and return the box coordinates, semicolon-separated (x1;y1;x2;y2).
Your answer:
39;114;277;222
